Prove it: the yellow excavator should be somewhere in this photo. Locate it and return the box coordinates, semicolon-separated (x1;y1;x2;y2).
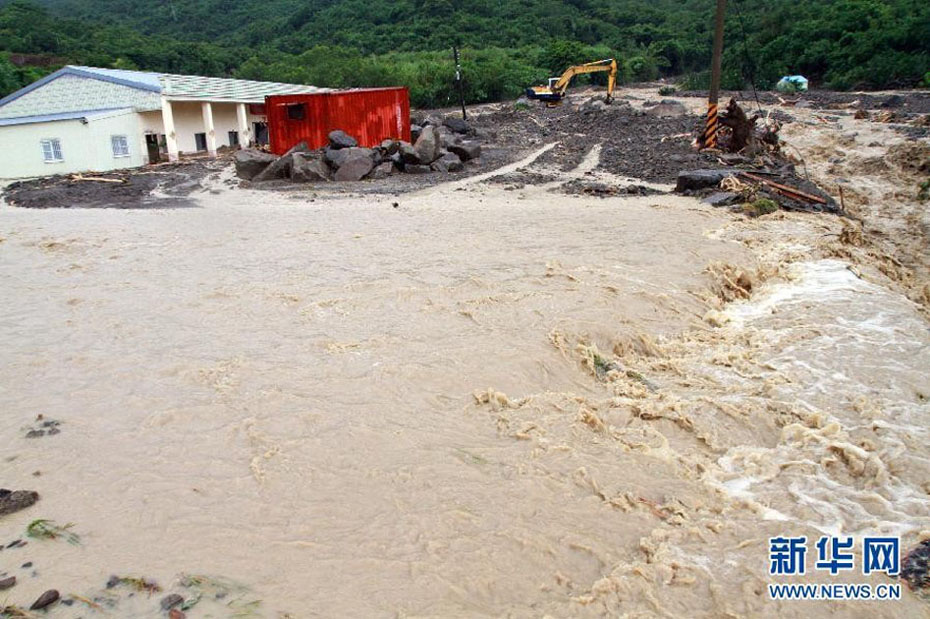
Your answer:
526;58;618;106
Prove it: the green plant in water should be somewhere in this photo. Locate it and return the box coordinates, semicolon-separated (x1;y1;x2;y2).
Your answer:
744;198;779;217
26;519;80;545
658;85;677;96
180;574;262;617
108;576;161;594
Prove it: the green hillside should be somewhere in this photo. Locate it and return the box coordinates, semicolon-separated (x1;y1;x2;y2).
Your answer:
1;0;928;106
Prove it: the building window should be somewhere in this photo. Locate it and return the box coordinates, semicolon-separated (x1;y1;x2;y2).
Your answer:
287;103;306;120
111;135;130;158
228;131;239;147
195;132;207;151
40;139;63;163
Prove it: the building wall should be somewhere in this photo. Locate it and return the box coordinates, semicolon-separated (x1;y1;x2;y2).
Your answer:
140;102;266;153
0;111;145;179
0;75;161;120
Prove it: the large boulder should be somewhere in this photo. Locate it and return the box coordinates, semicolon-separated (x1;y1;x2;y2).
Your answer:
380;139;400;156
414;126;443;164
328;130;358;150
369;162;394;179
675;169;733;192
284;141;311;156
448;141;481;162
325;146;374;170
253;153;296;182
398;142;420;165
404;164;431;174
410;124;423;143
334;151;375;181
442;116;470;134
430;151;464;173
234;150;277;180
440;132;459;150
702;191;739;207
290;153;331;183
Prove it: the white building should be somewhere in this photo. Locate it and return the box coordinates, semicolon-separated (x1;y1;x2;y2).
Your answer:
0;66;327;179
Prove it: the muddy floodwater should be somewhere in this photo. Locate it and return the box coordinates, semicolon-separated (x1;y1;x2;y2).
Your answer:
2;103;930;617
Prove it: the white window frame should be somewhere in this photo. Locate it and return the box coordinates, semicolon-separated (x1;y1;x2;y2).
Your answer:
40;138;63;163
111;134;130;158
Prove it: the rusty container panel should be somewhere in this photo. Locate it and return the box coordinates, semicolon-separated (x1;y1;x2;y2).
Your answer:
267;87;410;155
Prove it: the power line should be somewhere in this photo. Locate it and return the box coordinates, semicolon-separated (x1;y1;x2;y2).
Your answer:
732;0;764;115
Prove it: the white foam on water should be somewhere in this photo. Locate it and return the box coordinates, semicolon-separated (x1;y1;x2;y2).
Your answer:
712;259;930;537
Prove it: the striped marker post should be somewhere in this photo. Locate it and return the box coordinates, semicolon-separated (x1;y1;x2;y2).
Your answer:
703;102;719;149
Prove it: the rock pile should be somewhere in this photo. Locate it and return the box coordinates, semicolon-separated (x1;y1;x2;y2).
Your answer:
234;116;482;184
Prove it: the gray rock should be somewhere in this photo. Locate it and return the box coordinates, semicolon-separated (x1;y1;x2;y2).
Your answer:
414;126;442;164
703;192;739;207
422;114;444;127
334;153;375;181
253;153;297;182
30;589;60;611
404;164;431;174
0;576;15;590
380;139;400;156
0;489;39;517
410;124;422;143
448;141;481;162
440;132;460;149
398;142;419;165
645;100;688;117
430;152;464;173
515;96;530;108
369;162;394;179
794;100;813;109
675;169;733;192
328;130;358;149
283;141;311;156
880;94;904;108
290;154;331;183
443;116;470;134
233;150;276;180
161;594;184;611
324;146;374;170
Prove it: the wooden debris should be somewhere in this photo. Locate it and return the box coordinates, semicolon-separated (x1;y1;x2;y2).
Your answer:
737;171;827;205
70;174;126;184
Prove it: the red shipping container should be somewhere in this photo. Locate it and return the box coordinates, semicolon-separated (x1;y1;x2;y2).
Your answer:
266;87;410;155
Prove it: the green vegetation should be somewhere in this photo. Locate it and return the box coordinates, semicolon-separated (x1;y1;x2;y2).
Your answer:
0;0;927;106
745;197;780;216
26;518;80;544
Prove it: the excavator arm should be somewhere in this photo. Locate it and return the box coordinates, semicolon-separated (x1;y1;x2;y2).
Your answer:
527;58;618;106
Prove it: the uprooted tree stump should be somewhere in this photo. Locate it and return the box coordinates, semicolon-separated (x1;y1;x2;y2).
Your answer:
718;98;780;155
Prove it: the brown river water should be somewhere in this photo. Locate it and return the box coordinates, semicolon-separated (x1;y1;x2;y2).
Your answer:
2;125;929;618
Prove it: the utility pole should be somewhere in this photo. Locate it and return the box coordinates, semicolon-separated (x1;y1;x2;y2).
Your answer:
703;0;727;149
453;46;467;120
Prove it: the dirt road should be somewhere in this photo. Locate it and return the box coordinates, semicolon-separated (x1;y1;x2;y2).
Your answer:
0;91;928;617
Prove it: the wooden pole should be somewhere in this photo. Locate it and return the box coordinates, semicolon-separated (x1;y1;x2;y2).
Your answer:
703;0;727;149
453;46;467;120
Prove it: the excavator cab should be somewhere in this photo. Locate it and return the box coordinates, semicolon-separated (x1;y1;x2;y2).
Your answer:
526;59;618;106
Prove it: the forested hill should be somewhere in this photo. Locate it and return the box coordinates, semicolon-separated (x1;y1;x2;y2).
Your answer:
1;0;928;107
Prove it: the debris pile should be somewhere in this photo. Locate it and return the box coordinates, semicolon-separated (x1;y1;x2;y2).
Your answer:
717;98;781;155
235;117;483;185
2;158;223;209
676;166;837;214
557;180;665;197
